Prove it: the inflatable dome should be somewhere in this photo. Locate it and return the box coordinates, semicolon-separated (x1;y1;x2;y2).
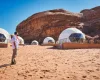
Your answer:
43;37;55;44
18;36;24;44
0;28;10;43
58;28;85;44
31;40;39;45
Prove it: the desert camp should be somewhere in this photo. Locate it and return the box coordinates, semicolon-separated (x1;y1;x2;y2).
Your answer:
0;1;100;80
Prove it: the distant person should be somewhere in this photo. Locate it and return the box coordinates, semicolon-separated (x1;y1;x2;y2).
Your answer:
11;32;19;65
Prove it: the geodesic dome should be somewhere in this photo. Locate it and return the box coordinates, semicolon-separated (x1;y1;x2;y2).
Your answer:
58;28;85;44
31;40;39;45
18;36;24;44
0;28;10;43
43;37;55;44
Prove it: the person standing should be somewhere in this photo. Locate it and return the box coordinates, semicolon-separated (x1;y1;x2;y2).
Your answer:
11;32;19;65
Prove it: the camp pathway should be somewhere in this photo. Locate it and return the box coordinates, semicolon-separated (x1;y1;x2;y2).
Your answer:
0;45;100;80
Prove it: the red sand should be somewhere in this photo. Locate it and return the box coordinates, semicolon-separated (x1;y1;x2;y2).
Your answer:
0;45;100;80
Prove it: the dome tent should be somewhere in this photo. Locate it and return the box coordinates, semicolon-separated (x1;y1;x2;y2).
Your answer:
43;37;55;44
31;40;39;45
58;28;85;44
18;36;24;44
0;28;10;43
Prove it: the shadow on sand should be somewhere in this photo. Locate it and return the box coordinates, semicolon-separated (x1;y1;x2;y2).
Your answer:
46;46;63;50
47;46;100;50
0;64;11;68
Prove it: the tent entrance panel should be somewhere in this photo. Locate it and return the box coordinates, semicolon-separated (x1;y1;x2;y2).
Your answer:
0;33;6;42
69;33;84;43
48;40;54;43
32;42;37;45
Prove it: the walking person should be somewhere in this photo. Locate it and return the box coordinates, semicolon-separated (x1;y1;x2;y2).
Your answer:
11;32;19;65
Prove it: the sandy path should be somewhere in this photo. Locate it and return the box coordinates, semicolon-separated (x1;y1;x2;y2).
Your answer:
0;45;100;80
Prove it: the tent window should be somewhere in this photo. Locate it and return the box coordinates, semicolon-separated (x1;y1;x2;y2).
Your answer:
69;33;84;42
48;40;54;43
0;33;6;42
32;42;37;45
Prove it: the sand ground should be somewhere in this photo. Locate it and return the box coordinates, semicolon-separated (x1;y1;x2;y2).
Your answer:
0;45;100;80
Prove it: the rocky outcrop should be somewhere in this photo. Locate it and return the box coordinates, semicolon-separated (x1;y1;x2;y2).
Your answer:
16;9;82;43
16;6;100;44
81;6;100;37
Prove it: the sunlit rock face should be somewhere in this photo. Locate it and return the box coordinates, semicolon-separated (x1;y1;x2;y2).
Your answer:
16;9;82;44
81;6;100;37
16;6;100;44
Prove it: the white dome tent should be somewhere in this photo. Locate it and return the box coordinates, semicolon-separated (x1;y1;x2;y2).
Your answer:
31;40;39;45
18;36;24;44
0;28;10;43
43;37;55;44
58;28;85;44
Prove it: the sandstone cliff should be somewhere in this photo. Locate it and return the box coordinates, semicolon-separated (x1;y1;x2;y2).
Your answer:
81;6;100;37
16;9;82;43
16;6;100;44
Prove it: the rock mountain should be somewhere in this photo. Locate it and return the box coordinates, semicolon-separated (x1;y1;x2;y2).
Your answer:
16;6;100;44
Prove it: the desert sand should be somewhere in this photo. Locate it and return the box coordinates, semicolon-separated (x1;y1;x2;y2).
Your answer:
0;45;100;80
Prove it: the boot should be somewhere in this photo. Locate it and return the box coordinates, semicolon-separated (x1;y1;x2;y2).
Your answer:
11;59;16;65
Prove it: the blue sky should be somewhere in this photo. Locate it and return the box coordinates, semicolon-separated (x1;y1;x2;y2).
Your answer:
0;0;100;34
